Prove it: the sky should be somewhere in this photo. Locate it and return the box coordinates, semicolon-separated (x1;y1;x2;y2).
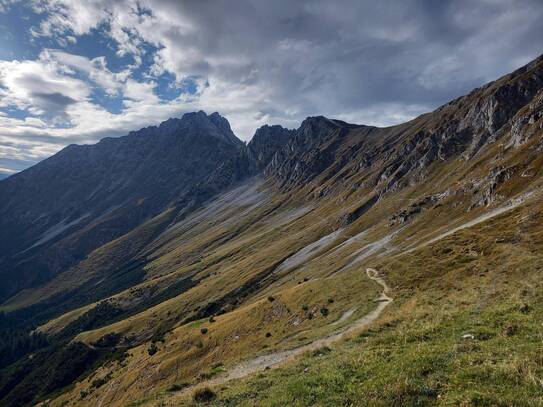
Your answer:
0;1;542;176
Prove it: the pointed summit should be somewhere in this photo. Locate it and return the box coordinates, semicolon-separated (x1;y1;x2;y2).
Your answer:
247;124;295;170
155;111;243;147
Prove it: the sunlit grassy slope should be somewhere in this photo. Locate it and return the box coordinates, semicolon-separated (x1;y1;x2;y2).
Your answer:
213;199;543;406
32;62;543;406
145;190;543;407
42;132;543;406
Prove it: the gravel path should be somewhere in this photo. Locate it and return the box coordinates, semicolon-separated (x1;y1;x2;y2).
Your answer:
173;267;392;400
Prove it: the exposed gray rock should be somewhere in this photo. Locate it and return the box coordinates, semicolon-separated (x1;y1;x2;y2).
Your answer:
267;117;373;189
247;124;294;170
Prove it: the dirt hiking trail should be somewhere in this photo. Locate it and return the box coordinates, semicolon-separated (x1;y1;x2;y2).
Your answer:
173;267;392;400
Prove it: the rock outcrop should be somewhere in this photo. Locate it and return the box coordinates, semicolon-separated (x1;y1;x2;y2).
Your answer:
247;124;294;170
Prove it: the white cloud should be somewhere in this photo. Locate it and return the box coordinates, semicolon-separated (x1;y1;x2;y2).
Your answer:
31;0;108;37
0;166;17;174
0;0;542;174
0;57;90;116
41;49;129;95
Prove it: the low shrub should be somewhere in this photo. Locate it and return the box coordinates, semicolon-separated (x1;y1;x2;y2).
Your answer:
193;387;216;402
91;373;112;389
147;342;158;356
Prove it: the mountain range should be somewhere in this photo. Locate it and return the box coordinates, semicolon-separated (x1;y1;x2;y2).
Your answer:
0;55;542;406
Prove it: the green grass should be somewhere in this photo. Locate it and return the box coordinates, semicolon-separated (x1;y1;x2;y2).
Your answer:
27;141;543;407
203;299;542;406
179;203;543;406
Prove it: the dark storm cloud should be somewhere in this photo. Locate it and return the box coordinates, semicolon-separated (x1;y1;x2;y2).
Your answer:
31;92;78;114
150;0;543;120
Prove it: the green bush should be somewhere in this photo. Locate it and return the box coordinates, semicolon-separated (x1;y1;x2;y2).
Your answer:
193;386;216;402
91;373;111;389
147;343;158;356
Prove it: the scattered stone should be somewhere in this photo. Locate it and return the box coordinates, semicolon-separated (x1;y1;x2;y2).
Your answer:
519;303;531;314
502;324;517;337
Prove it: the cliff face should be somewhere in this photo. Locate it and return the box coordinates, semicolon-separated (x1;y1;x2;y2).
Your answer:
265;55;543;198
247;124;295;170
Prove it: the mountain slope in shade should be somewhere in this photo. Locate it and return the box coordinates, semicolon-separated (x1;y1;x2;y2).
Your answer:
0;111;291;304
0;55;542;407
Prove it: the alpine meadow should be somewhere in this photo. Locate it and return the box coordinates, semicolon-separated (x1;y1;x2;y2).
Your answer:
0;1;542;406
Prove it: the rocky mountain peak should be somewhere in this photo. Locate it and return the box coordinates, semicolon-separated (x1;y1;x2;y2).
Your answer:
298;116;340;137
247;124;295;170
0;110;250;301
122;111;242;148
264;115;357;187
163;111;243;147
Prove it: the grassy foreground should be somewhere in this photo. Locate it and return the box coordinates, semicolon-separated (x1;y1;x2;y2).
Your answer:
155;201;543;406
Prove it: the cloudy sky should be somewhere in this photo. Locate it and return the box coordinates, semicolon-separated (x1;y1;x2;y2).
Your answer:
0;0;542;176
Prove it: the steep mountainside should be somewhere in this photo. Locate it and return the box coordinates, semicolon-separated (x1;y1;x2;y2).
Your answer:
0;55;542;407
0;111;270;304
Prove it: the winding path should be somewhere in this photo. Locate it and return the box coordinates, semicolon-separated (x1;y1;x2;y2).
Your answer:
173;268;392;399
